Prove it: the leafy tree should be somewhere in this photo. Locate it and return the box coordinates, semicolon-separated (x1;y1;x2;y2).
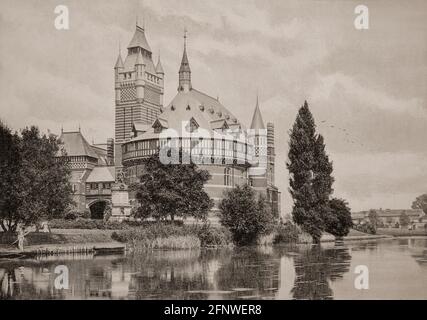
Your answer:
368;209;381;228
0;121;21;232
324;198;353;238
0;124;72;232
131;151;213;221
411;194;427;215
219;184;273;246
399;211;411;228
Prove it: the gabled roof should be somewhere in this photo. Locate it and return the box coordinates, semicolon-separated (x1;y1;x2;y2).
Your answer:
210;119;229;130
86;166;115;183
250;96;265;130
153;118;169;129
59;131;98;158
127;25;152;52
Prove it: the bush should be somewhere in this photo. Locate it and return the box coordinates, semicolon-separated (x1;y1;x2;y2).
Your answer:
111;223;232;248
64;211;79;220
354;222;376;235
196;224;232;247
219;184;273;246
49;218;125;230
273;222;301;244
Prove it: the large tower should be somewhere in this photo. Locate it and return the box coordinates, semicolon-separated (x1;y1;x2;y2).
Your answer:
114;24;164;176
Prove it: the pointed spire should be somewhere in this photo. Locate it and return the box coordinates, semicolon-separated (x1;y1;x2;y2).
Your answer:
179;28;191;73
250;94;265;130
178;28;191;92
156;52;164;74
114;52;124;69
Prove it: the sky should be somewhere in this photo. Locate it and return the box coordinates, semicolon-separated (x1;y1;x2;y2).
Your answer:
0;0;426;214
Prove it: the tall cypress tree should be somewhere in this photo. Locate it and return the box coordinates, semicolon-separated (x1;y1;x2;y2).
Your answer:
287;101;324;243
313;134;334;223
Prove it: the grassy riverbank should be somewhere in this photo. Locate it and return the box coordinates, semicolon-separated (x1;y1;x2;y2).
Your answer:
2;224;422;256
376;228;427;237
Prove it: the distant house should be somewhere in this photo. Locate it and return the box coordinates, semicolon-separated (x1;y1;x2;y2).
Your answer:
351;209;426;229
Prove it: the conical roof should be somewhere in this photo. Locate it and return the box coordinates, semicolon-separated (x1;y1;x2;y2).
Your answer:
114;54;124;69
250;96;265;130
156;56;164;74
179;45;191;73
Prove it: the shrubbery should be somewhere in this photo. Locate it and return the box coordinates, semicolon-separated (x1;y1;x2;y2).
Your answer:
196;224;232;247
111;223;232;248
49;218;125;230
354;222;376;235
219;184;274;246
273;222;301;244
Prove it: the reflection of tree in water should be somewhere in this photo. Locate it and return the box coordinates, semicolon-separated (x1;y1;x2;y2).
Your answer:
128;249;224;299
408;239;427;268
215;247;280;298
291;244;351;300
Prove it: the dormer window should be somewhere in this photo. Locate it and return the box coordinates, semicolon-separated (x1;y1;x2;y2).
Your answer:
185;118;199;133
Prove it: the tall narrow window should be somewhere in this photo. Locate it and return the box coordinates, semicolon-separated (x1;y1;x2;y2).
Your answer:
224;167;231;186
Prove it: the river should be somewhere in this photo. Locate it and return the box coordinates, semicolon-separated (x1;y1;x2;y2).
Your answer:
0;238;426;300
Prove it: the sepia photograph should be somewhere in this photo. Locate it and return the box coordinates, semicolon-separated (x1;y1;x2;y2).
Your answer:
0;0;426;309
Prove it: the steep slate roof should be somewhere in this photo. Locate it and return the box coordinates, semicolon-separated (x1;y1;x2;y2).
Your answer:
123;25;156;74
123;52;156;74
86;166;115;183
59;131;98;158
127;25;152;52
250;96;265;130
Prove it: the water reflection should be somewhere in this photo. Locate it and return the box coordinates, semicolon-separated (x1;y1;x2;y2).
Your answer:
291;244;351;300
1;238;427;300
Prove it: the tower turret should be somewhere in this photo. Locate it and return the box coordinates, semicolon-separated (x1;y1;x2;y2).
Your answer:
178;29;192;92
156;54;164;106
135;51;145;102
248;95;268;188
114;52;124;103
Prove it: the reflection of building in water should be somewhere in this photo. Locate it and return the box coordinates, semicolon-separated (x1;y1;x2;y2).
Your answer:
130;250;220;299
